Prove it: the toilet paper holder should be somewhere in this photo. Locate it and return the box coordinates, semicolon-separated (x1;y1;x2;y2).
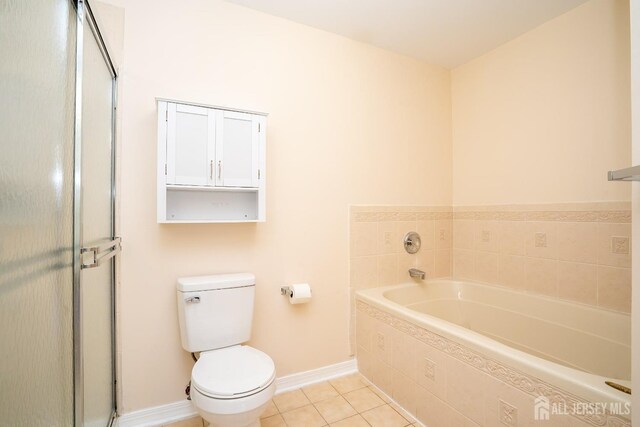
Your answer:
281;284;312;304
280;286;293;297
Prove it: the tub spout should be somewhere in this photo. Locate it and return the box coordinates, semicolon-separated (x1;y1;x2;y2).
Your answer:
408;268;426;280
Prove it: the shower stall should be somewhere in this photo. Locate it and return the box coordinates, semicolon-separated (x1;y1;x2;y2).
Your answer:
0;0;119;426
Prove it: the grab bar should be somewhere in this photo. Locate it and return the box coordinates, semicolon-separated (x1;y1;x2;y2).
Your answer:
81;237;121;269
607;165;640;181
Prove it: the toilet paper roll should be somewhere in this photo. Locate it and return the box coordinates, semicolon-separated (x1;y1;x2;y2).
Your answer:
289;283;312;304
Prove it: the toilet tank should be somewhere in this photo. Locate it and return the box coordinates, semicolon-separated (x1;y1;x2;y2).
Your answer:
176;273;255;353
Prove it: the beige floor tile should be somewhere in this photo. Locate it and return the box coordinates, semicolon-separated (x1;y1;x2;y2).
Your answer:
273;389;311;413
303;381;340;403
314;395;358;424
261;399;279;418
260;414;287;427
368;386;391;403
330;374;369;394
162;416;203;427
329;414;371;427
342;387;385;413
390;402;416;423
361;404;410;427
281;404;327;427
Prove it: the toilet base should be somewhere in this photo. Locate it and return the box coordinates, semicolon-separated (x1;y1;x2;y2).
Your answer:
202;421;259;427
201;417;260;427
191;380;276;427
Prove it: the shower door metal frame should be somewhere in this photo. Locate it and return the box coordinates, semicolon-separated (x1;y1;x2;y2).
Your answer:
72;0;119;426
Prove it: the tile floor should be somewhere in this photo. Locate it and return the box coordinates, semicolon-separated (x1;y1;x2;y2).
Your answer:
165;373;419;427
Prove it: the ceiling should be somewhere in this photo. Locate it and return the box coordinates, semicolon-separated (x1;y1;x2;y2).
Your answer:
223;0;589;68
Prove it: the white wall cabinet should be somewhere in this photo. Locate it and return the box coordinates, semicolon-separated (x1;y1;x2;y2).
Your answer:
157;99;266;223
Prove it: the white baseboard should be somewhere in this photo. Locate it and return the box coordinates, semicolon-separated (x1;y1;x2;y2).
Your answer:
274;358;357;394
117;358;357;427
117;400;197;427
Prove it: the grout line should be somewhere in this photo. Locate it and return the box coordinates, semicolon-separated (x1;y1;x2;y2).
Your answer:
184;374;419;427
388;403;413;425
266;374;419;427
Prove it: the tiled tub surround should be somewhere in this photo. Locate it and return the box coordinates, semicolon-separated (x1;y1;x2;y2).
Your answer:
356;282;632;427
349;206;454;353
452;203;632;314
350;206;455;285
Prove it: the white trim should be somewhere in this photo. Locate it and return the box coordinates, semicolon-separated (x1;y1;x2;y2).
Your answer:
116;358;357;427
117;400;197;427
274;358;357;394
155;97;268;117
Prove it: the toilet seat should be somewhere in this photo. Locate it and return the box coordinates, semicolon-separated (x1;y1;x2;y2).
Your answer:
192;345;275;399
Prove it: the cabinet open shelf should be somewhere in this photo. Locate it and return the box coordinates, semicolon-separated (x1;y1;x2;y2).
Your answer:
158;219;262;224
163;187;260;222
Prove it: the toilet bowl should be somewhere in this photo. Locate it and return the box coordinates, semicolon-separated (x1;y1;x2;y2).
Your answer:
190;345;276;427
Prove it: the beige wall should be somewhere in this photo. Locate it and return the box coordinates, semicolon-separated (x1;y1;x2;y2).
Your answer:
451;0;630;206
99;0;451;413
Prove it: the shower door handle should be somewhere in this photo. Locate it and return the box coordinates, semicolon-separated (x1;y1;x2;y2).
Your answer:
608;165;640;181
80;237;121;269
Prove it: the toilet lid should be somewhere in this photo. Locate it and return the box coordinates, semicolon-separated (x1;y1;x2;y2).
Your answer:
192;345;275;398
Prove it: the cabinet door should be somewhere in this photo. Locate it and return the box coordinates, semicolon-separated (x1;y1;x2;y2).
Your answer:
166;103;215;185
215;110;259;188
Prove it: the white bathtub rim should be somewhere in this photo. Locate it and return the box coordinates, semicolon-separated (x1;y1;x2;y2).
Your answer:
387;278;630;324
356;281;632;412
380;280;630;351
357;283;631;401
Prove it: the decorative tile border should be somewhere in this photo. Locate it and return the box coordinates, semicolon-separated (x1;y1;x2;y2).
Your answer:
451;202;631;223
353;203;631;223
597;211;633;223
453;202;631;212
452;210;630;223
356;301;631;427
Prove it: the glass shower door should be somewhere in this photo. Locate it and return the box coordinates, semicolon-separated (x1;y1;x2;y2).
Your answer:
77;5;118;427
1;1;117;425
0;0;77;425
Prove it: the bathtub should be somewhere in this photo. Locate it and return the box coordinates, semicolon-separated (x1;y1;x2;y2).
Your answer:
355;279;631;427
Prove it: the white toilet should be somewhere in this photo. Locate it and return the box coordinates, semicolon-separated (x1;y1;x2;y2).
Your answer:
177;273;276;427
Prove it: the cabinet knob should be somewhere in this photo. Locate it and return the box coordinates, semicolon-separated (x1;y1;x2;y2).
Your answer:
218;160;222;179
